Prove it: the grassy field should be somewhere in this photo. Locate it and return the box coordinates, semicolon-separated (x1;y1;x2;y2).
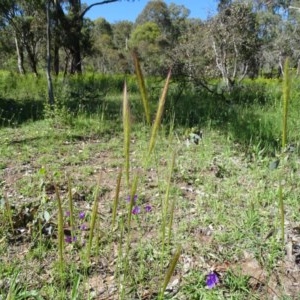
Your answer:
0;72;300;299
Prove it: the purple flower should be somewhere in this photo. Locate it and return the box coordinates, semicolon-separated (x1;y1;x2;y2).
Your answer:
132;206;141;215
206;272;219;289
79;211;85;219
144;205;152;213
79;224;87;231
65;235;77;243
126;194;138;203
65;211;70;217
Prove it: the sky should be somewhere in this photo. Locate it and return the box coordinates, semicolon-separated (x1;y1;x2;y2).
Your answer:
83;0;218;23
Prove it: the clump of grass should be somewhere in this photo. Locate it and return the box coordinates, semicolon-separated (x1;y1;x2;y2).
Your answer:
118;64;178;297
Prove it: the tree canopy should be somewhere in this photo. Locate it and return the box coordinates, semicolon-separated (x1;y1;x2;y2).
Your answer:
0;0;299;87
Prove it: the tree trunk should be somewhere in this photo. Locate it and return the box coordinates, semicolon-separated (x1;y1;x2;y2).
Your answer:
54;43;59;76
14;36;25;75
53;8;60;76
70;37;82;74
46;0;54;106
26;45;39;77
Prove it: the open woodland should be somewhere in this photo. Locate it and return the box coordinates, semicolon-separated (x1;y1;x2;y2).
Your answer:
1;0;300;299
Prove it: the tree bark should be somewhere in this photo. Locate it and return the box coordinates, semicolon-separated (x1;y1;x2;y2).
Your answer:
46;0;54;106
25;44;39;77
14;36;25;75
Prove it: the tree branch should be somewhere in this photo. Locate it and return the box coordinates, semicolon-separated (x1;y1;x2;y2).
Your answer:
80;0;120;19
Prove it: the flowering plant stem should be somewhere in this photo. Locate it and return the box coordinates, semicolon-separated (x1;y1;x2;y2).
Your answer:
55;184;64;277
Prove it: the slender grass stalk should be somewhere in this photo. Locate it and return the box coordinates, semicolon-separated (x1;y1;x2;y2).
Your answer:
167;152;176;245
123;80;131;186
282;57;290;150
149;69;171;155
161;151;176;253
127;174;138;229
112;168;122;228
279;58;290;245
168;197;176;245
165;151;176;213
120;174;139;294
116;218;125;297
67;176;75;241
160;245;181;299
55;184;64;274
132;50;151;124
278;181;284;243
86;184;100;261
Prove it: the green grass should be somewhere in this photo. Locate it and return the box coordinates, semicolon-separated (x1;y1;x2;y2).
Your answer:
0;73;300;299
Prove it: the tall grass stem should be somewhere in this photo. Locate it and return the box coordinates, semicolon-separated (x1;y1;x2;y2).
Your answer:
132;50;151;124
282;58;290;150
86;184;100;261
55;184;64;274
67;176;75;241
149;69;171;155
160;245;181;299
123;81;131;186
112;168;122;228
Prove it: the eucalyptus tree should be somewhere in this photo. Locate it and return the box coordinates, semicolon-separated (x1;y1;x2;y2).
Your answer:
135;0;172;35
112;20;133;50
287;1;300;74
89;17;116;72
251;0;293;75
132;1;192;76
129;21;162;74
0;0;45;75
170;18;216;92
208;1;260;90
52;0;134;74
